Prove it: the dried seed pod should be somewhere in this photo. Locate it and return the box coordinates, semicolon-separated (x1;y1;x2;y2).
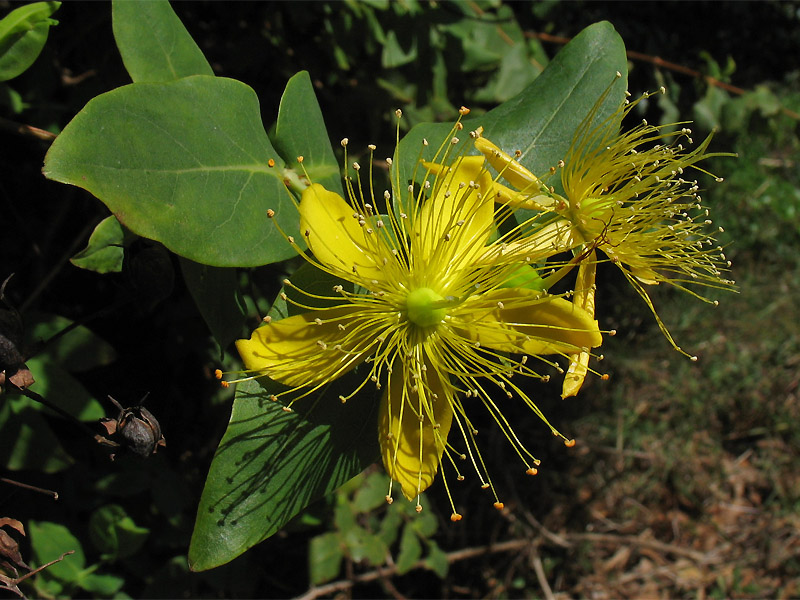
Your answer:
101;396;166;458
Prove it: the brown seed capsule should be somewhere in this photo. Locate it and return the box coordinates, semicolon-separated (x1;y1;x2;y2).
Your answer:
102;396;166;458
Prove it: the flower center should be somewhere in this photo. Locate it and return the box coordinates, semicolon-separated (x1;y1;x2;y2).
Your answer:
406;287;448;328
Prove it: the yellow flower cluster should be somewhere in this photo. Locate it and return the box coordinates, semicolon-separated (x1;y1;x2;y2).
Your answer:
229;90;732;518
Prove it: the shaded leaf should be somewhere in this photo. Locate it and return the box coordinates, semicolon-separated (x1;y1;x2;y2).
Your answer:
0;399;73;472
43;75;298;267
395;523;422;574
188;377;379;571
28;521;83;582
179;258;246;354
70;216;128;274
88;504;149;561
0;1;60;82
309;532;343;585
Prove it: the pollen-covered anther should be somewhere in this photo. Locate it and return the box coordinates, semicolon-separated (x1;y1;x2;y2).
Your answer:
480;483;490;490
287;235;295;244
341;138;349;147
219;380;229;389
267;158;275;167
459;106;470;115
267;209;275;218
282;406;293;413
609;329;617;336
493;502;504;510
314;318;323;325
385;495;393;504
415;505;423;513
601;373;610;381
395;109;402;118
526;467;538;476
564;438;576;448
451;137;459;145
297;156;304;163
690;355;699;362
450;513;463;522
457;475;465;481
352;162;360;171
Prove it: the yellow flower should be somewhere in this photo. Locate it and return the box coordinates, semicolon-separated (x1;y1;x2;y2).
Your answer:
476;87;734;394
233;111;602;518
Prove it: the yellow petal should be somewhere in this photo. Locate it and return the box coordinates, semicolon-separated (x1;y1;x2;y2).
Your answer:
474;136;542;194
417;156;494;266
379;359;453;500
298;183;387;282
562;255;597;398
235;306;372;388
452;287;602;356
491;179;556;211
475;219;575;266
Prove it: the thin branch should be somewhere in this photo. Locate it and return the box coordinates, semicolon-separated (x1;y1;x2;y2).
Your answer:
10;551;75;585
526;31;800;121
0;477;58;500
530;551;555;600
0;116;57;142
564;532;714;564
19;387;119;450
294;539;532;600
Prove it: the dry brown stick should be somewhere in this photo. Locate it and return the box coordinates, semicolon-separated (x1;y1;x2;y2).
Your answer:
0;477;58;500
527;31;800;121
294;538;532;600
530;551;555;600
565;532;713;563
0;116;57;142
10;550;75;585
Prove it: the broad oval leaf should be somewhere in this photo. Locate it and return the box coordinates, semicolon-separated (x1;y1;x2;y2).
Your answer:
188;378;379;571
43;75;298;267
112;0;212;83
397;21;628;197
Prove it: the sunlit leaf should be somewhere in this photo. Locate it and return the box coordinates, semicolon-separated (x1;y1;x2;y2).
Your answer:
43;75;298;267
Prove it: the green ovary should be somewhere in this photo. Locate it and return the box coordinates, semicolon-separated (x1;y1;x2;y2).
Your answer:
406;287;448;328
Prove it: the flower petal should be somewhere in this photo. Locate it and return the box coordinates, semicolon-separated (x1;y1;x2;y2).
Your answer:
452;287;602;356
417;156;494;267
236;305;372;388
299;183;387;282
379;358;453;500
474;136;543;195
562;254;597;398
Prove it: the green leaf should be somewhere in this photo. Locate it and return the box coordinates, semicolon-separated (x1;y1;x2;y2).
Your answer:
25;355;105;421
0;1;60;82
397;21;627;197
43;75;298;267
70;215;128;274
188;377;379;571
26;311;116;373
88;504;150;560
77;572;126;596
395;523;422;574
309;532;344;585
112;0;212;83
28;521;85;582
179;258;246;354
423;540;449;578
352;471;390;513
0;398;73;472
273;71;343;196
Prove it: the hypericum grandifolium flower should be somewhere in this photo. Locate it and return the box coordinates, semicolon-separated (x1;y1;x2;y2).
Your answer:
229;109;603;519
476;80;735;391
